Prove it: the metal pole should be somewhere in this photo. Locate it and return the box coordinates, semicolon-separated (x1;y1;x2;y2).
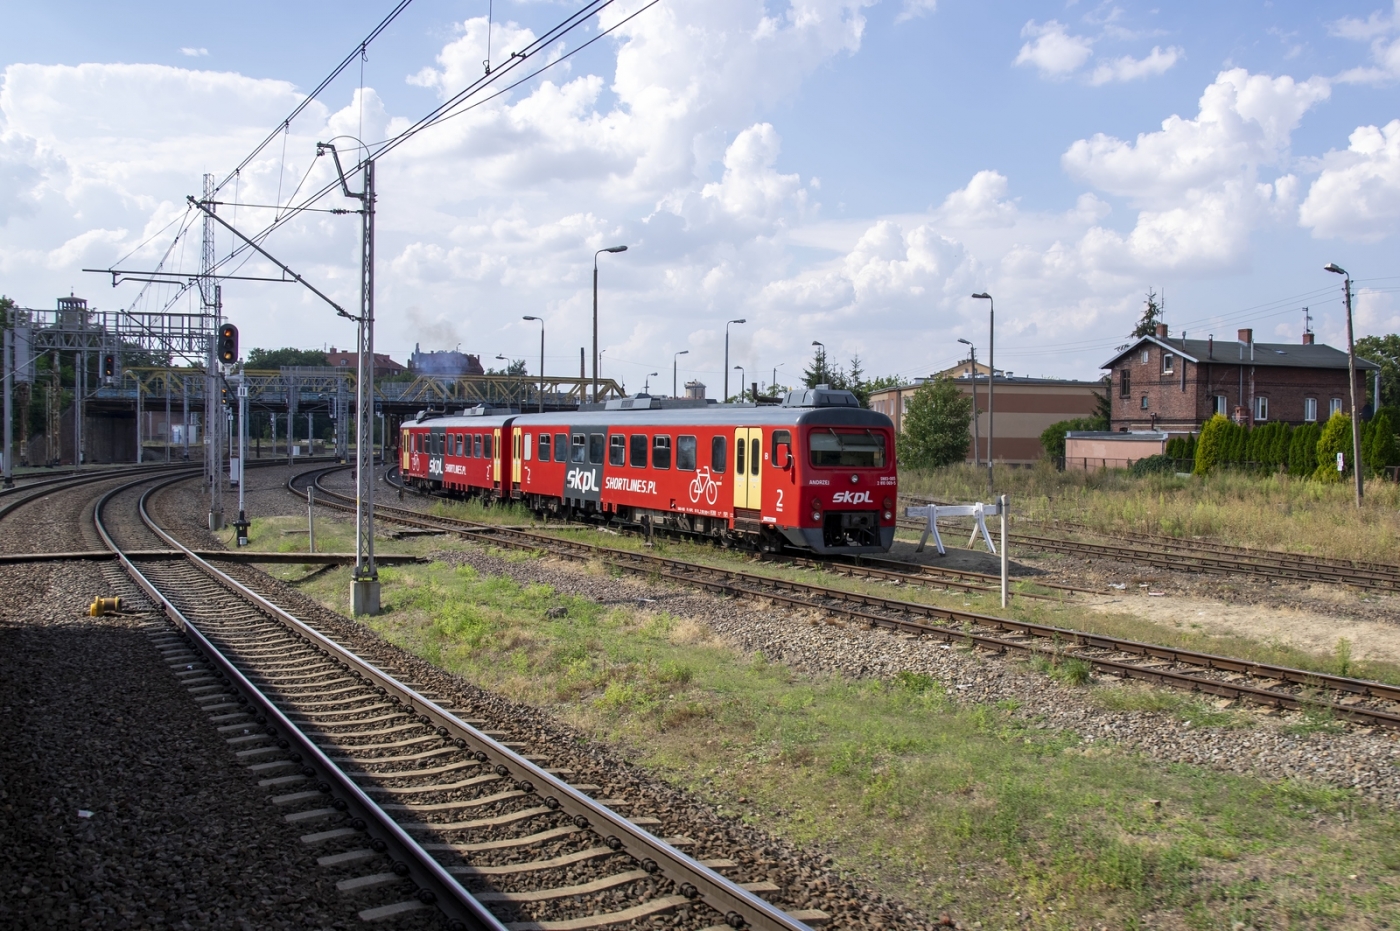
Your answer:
988;298;995;494
2;328;12;487
1344;275;1363;506
724;328;730;402
352;157;379;615
164;376;171;463
75;351;84;473
968;346;979;467
182;376;189;460
999;494;1009;609
134;368;142;464
592;259;598;403
539;325;545;413
308;486;316;554
238;374;247;521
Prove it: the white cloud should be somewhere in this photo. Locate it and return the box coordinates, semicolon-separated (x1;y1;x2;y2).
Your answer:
1014;20;1093;78
894;0;936;25
180;47;209;58
1088;45;1182;85
699;123;807;223
1331;1;1400;84
1299;120;1400;242
934;170;1017;228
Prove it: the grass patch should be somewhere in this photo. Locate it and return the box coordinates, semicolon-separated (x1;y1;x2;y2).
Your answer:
901;461;1400;566
274;536;1400;928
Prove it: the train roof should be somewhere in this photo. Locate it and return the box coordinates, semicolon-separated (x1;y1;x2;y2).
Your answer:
406;405;893;431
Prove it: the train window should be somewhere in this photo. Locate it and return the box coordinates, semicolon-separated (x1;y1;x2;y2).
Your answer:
771;430;792;468
474;434;482;458
652;435;672;470
539;433;552;461
750;438;760;476
571;434;586;463
735;437;746;474
589;434;605;464
523;432;532;461
629;434;647;468
457;434;465;457
609;434;626;466
676;435;697;471
711;435;726;473
809;430;887;468
484;434;493;459
555;434;568;463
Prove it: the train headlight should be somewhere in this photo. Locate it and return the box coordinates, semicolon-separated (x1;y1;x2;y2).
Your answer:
810;500;822;522
884;511;892;520
883;497;893;509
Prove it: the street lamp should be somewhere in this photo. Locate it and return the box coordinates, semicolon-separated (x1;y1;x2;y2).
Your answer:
1325;263;1364;507
972;292;994;493
771;362;785;397
958;338;980;468
593;245;628;402
673;349;689;398
643;371;658;394
734;365;746;402
523;316;544;412
725;319;746;402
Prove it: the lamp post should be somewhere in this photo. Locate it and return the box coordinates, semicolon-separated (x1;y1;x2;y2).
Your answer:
972;292;994;493
734;365;745;402
643;372;658;394
810;340;826;385
958;338;980;468
673;349;688;398
1325;263;1364;507
593;245;628;402
523;316;544;412
771;362;785;395
724;319;746;402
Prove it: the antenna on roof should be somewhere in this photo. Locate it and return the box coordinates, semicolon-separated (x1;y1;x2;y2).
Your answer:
1302;306;1313;336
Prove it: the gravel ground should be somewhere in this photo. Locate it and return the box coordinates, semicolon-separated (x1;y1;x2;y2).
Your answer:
155;464;945;930
0;470;375;929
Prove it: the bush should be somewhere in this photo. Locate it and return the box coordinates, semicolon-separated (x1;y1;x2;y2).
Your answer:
1288;422;1321;476
896;376;972;470
1129;454;1178;477
1165;435;1196;461
1368;412;1397;472
1313;411;1353;482
1194;415;1232;474
1040;416;1103;461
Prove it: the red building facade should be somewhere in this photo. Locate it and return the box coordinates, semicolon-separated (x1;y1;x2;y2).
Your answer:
1103;325;1378;434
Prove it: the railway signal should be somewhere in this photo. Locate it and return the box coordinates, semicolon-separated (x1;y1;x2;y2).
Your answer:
218;323;239;364
102;353;116;378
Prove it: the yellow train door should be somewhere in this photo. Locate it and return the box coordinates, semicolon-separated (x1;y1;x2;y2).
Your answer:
512;428;523;485
732;428;763;511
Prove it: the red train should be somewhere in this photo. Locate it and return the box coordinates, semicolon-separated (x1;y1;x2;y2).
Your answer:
399;387;897;554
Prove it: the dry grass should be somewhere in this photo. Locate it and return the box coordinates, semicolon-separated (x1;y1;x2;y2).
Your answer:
902;461;1400;565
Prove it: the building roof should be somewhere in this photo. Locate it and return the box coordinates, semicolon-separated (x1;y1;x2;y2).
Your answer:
1102;335;1380;371
870;375;1104;395
1066;431;1168;441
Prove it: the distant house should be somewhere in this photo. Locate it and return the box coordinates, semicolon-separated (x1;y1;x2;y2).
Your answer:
869;373;1103;465
326;347;406;379
408;344;485;377
1102;325;1379;434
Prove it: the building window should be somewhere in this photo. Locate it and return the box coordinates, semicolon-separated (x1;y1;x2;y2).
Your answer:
1162;353;1174;374
1214;395;1228;416
1140;348;1150;364
1140;395;1149;410
1304;398;1317;422
1330;398;1343;417
1120;370;1131;398
1254;397;1268;421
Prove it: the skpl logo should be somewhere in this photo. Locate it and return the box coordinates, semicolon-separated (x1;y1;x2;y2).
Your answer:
831;490;872;505
566;468;598;493
428;458;443;476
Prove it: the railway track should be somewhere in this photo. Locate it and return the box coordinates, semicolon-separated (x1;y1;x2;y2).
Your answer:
899;497;1400;594
306;466;1400;731
94;470;822;930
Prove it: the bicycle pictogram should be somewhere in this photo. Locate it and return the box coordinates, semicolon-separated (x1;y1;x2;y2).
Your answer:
688;466;721;505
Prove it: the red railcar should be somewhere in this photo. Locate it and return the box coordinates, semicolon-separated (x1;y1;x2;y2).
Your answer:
399;388;897;554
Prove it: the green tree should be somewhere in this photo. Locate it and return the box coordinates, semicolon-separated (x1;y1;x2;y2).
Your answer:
1368;412;1397;471
1356;334;1400;411
1040;417;1100;461
247;347;329;369
1130;289;1163;338
802;345;840;388
897;376;972;469
1194;414;1231;474
486;359;528;376
1288;422;1321;476
1313;411;1353;482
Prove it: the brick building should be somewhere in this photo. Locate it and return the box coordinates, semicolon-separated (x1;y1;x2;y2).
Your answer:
326;347;406;378
869;375;1103;465
1103;325;1378;434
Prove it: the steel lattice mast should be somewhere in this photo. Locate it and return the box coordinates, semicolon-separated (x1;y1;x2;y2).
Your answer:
200;173;224;530
351;158;379;614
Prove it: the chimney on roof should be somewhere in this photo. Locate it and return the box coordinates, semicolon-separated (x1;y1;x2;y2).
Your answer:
1302;332;1314;345
1207;335;1213;359
1238;328;1253;344
1155;323;1168;338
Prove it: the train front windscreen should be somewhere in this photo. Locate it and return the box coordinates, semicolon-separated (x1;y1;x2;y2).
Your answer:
808;430;887;468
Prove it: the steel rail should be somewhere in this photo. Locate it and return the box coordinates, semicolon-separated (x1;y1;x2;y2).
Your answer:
0;461;203;524
93;476;506;931
307;468;1400;730
131;469;813;931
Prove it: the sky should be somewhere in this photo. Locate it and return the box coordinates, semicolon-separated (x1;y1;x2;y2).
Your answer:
2;0;1399;395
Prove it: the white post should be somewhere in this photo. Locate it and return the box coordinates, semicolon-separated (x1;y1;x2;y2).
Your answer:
999;493;1009;609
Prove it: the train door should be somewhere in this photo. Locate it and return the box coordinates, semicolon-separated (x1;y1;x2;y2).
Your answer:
512;428;523;488
492;428;502;489
401;430;410;472
732;427;763;511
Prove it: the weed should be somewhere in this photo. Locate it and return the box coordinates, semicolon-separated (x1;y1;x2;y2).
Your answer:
894;670;937;693
1335;637;1354;677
